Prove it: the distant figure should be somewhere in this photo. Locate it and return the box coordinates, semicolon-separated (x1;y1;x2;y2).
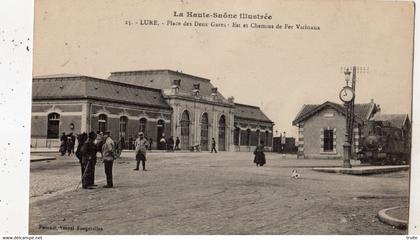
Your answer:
59;132;67;156
148;138;153;151
175;137;180;150
253;141;266;167
210;138;217;153
67;133;76;156
134;132;148;171
102;131;115;188
80;132;98;189
160;135;167;150
119;134;126;150
167;136;174;151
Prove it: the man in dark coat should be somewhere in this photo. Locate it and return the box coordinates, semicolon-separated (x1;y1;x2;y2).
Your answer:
210;138;217;153
175;137;180;150
59;132;67;156
81;132;98;189
75;132;88;180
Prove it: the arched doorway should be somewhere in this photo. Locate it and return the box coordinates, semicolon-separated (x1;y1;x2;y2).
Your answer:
47;112;60;138
180;110;190;150
157;119;165;150
200;113;209;151
218;115;226;151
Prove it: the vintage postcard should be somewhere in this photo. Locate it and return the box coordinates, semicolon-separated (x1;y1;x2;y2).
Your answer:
27;0;414;235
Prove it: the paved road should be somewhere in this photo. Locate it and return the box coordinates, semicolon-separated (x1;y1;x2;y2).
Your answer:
29;152;409;235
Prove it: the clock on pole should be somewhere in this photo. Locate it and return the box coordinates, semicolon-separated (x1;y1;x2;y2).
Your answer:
339;86;355;103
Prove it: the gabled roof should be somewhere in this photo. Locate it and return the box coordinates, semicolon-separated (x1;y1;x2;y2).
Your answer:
32;75;171;109
234;103;274;124
292;101;376;125
372;113;411;128
108;69;227;100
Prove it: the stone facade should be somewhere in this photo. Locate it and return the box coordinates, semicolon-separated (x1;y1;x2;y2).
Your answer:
293;101;376;159
31;70;274;152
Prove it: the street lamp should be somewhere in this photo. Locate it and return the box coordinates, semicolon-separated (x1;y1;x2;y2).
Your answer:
339;67;356;168
344;68;351;86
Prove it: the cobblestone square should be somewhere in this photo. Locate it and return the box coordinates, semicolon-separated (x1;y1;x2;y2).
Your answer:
29;152;409;235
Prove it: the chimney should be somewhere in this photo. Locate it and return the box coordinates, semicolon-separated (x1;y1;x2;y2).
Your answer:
192;83;200;96
171;79;181;94
228;96;234;104
211;87;218;100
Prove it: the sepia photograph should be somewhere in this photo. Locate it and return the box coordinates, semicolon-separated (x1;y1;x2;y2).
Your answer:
25;0;415;235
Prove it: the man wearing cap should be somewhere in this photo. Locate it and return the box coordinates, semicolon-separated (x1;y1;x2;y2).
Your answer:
102;131;116;188
80;131;98;189
134;132;149;171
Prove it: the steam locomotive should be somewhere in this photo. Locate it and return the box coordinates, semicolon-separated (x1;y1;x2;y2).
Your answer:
357;120;411;165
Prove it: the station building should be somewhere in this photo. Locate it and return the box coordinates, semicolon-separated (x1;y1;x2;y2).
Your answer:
31;70;274;151
292;100;410;159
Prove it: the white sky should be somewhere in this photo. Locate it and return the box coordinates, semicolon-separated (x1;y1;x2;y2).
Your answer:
33;0;414;138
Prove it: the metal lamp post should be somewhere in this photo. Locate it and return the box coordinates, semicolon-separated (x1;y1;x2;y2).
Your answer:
340;67;356;168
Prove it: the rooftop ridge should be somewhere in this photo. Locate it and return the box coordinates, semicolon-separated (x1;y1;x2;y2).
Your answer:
234;103;261;109
33;74;164;93
110;69;211;82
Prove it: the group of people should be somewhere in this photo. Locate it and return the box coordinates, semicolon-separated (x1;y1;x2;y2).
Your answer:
157;135;181;151
75;131;116;189
69;130;266;190
59;132;76;156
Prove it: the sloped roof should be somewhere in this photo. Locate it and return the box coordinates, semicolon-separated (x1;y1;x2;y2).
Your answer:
32;75;171;109
292;101;376;125
234;103;273;124
372;114;410;128
108;69;227;100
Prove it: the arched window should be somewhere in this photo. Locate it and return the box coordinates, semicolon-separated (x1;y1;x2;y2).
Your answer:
47;112;60;138
139;118;147;134
180;110;190;150
246;129;251;146
98;114;107;133
200;113;209;151
218;115;226;151
119;116;128;138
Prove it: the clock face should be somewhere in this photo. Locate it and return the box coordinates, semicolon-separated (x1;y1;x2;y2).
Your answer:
339;86;355;103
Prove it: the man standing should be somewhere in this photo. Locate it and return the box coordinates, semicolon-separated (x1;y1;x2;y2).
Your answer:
102;131;115;188
210;138;217;153
60;132;67;156
175;137;180;150
80;132;97;189
134;132;148;171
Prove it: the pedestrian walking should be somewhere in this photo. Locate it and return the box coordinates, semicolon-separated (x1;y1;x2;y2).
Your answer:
175;137;180;150
134;132;149;171
253;141;266;167
210;138;217;153
148;138;153;151
75;132;88;180
102;131;115;188
80;132;98;189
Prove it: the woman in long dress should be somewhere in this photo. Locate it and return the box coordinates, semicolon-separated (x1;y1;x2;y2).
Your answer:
253;141;266;167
